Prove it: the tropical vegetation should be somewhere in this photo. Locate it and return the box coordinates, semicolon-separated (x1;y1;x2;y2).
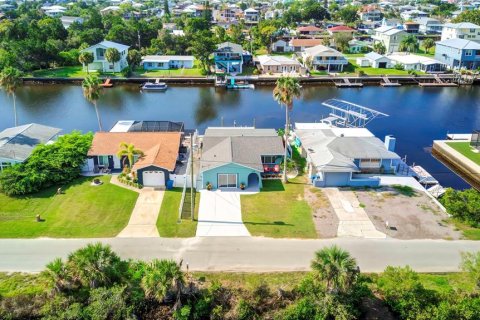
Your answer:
0;131;93;195
0;66;22;126
82;74;103;131
440;188;480;227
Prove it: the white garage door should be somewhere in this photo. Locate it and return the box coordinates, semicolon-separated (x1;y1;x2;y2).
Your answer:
142;171;165;187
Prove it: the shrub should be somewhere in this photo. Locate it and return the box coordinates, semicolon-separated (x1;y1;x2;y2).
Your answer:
440;188;480;226
236;298;256;320
121;66;132;78
394;63;404;70
0;131;93;195
357;70;366;77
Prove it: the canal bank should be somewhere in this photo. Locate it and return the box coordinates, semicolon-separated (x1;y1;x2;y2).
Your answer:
432;141;480;191
23;74;478;86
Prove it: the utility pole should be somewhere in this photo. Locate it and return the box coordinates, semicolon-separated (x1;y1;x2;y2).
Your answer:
190;133;194;221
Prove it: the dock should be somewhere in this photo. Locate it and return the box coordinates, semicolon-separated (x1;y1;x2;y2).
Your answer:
446;133;472;140
427;184;447;198
380;77;401;87
411;165;439;185
418;75;458;87
334;78;363;88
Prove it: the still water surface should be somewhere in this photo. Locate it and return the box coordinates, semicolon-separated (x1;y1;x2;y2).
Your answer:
1;84;480;189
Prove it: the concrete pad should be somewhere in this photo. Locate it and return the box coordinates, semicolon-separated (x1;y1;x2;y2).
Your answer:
196;190;251;237
117;189;164;238
323;188;386;239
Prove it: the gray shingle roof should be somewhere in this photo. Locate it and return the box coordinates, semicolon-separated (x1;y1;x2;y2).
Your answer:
436;38;480;50
0;123;61;162
200;129;284;172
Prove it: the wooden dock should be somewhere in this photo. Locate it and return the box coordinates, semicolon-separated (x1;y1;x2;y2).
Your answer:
334;78;363;88
418;75;458;87
380;77;401;87
411;165;439;185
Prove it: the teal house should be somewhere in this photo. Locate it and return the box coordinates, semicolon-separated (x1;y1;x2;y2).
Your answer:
200;127;284;190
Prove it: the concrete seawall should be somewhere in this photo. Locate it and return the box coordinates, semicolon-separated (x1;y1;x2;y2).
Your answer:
432;140;480;191
23;74;478;86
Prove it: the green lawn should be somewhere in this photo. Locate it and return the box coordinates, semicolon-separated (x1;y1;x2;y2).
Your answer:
31;66;90;78
241;179;317;238
446;142;480;166
450;219;480;240
156;188;199;237
135;67;204;77
0;176;138;238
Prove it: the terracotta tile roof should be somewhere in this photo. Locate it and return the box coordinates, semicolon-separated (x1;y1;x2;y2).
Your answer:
290;38;323;47
88;132;181;171
297;25;322;32
328;25;355;32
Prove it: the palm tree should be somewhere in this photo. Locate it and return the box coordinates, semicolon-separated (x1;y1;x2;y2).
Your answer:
311;245;359;294
273;76;301;183
44;258;71;294
116;142;144;168
78;51;94;74
422;38;435;54
105;47;121;73
67;243;123;289
82;74;103;131
0;67;23;127
141;259;185;309
373;42;386;55
399;35;419;53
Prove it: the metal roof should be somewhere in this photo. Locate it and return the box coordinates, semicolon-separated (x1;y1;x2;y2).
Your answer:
204;127;278;137
0;123;61;162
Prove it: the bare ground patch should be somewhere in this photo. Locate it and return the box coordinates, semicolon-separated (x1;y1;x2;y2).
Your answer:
353;187;461;240
304;186;338;238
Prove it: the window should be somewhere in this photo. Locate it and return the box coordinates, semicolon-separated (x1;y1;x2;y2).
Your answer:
147;62;153;67
0;162;11;171
218;174;237;188
359;159;381;168
466;50;473;56
96;48;105;59
157;62;164;67
470;29;476;33
98;156;109;166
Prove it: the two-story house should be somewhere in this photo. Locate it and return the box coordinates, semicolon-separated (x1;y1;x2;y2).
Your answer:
372;26;408;53
301;45;348;72
81;40;129;73
414;17;443;34
441;22;480;43
359;5;382;22
243;7;259;23
435;38;480;70
214;42;243;74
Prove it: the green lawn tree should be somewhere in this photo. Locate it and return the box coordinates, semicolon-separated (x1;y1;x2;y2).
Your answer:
399;35;419;53
190;30;216;74
0;66;22;127
105;47;121;73
116;142;144;169
78;51;94;73
422;38;435;54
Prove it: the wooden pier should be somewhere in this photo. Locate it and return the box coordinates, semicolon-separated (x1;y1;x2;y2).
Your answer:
418;75;458;87
334;78;363;88
380;77;401;87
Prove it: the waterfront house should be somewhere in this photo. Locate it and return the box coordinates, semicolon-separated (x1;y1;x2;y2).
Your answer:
362;52;393;68
199;127;284;190
293;123;401;188
301;45;348;72
387;52;446;72
414;17;443;34
141;55;195;70
256;55;302;74
372;26;407;53
87;132;181;187
80;40;129;73
348;39;372;53
0;123;61;171
434;38;480;70
214;42;243;74
441;22;480;43
289;38;323;52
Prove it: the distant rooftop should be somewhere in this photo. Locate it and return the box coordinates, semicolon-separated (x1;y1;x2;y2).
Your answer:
110;120;185;133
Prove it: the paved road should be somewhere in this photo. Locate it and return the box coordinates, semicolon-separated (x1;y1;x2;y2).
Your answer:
1;237;480;273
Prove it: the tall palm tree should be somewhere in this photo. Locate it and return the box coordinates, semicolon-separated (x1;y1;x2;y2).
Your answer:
116;142;144;168
82;74;103;131
105;47;121;73
141;259;185;309
311;245;359;294
273;76;301;183
0;66;23;127
78;51;94;74
67;243;123;289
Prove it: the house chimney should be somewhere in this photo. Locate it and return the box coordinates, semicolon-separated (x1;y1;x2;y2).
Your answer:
385;135;396;152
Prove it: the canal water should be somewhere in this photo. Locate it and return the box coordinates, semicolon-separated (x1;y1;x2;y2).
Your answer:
1;84;479;189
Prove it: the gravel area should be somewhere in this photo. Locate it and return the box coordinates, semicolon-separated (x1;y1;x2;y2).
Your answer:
354;187;461;240
304;186;338;238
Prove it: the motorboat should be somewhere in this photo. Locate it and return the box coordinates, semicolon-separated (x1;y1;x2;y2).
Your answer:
141;79;168;91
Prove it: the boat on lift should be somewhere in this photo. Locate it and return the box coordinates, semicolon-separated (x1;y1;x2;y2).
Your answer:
225;77;254;90
141;79;168;91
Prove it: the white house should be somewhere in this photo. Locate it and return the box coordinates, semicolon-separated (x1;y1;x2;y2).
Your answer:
400;10;428;21
141;55;195;70
81;40;130;73
387;52;446;72
441;22;480;43
244;8;259;22
301;45;348;72
372;26;408;53
257;55;302;74
414;17;443;34
271;39;292;53
360;52;393;68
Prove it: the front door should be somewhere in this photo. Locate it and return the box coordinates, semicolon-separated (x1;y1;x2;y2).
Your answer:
218;174;237;188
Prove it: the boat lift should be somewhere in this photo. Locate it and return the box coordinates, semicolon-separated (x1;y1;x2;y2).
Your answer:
320;99;389;128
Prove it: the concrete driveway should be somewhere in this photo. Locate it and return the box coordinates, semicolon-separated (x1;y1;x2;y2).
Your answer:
117;188;164;238
196;190;251;237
